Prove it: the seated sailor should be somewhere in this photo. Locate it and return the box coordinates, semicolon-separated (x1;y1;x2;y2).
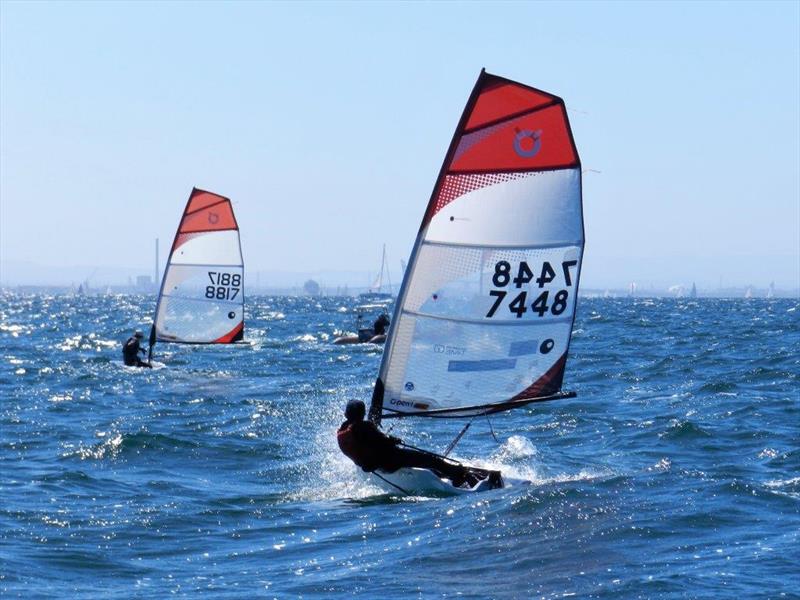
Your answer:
122;330;151;368
372;313;390;336
336;400;500;489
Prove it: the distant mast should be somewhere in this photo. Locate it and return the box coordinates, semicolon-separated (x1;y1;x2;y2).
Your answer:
154;238;160;289
360;244;394;300
371;244;391;295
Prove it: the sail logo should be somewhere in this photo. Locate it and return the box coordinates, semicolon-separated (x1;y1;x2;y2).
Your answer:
433;344;466;356
404;382;415;391
208;212;220;225
513;128;542;158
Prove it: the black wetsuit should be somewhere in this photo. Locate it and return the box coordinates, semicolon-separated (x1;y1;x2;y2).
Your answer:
372;314;390;336
337;419;477;486
122;337;150;368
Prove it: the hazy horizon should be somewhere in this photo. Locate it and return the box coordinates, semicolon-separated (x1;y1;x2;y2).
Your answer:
2;2;798;290
1;255;797;294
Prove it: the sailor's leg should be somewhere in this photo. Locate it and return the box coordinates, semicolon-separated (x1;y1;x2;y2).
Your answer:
390;448;470;485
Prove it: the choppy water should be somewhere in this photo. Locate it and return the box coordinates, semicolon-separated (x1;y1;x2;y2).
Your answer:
1;293;798;598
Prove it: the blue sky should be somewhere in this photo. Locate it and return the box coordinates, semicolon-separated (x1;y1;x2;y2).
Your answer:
1;1;798;289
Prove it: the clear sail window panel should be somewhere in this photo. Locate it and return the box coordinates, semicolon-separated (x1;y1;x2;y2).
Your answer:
383;314;572;411
157;296;242;342
403;243;581;321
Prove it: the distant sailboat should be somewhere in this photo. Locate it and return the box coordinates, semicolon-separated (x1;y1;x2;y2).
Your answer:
360;245;393;301
367;70;584;494
690;282;697;298
148;188;245;362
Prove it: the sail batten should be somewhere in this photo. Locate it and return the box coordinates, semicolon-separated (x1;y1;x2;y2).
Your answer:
370;71;583;424
150;188;244;348
422;239;583;251
401;309;575;327
380;391;578;420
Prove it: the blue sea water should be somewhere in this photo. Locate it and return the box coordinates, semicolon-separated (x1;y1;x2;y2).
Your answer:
1;293;798;598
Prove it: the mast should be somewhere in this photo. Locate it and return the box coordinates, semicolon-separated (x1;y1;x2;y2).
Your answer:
148;237;160;363
154;238;159;288
383;245;392;294
379;244;386;293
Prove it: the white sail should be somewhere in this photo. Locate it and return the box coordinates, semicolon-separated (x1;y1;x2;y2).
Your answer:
371;71;583;420
151;188;244;348
361;244;393;299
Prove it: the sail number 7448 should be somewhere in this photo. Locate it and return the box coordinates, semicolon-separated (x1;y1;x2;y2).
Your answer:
205;272;241;300
486;260;577;318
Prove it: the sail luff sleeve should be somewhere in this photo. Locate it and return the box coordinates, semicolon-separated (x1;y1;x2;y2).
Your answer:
376;70;584;419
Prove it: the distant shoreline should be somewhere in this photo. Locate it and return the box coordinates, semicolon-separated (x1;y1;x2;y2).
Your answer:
2;286;798;300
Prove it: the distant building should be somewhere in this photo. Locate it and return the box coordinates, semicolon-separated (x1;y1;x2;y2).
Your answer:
136;275;153;291
303;279;321;296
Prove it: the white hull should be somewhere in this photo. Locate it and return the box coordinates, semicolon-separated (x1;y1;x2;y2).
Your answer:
369;467;527;496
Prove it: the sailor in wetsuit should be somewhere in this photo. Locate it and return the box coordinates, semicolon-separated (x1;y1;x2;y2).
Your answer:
372;313;390;336
122;330;151;368
337;400;500;488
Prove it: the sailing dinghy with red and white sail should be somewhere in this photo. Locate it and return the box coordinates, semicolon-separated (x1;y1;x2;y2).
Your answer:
367;70;584;495
148;188;245;362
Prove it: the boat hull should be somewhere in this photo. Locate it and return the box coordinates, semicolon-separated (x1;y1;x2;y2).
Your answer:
333;328;386;345
369;467;524;496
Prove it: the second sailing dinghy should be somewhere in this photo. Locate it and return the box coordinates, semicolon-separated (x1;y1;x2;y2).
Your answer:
148;188;245;362
368;70;584;495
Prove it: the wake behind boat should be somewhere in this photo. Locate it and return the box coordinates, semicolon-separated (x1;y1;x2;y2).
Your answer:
359;70;585;496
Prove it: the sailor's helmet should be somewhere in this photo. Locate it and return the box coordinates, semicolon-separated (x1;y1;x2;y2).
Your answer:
345;400;366;421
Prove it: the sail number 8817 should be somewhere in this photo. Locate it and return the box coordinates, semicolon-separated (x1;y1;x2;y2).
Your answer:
486;260;577;319
205;272;241;300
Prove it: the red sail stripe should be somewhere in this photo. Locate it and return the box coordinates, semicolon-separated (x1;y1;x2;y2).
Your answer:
213;322;244;344
511;353;568;401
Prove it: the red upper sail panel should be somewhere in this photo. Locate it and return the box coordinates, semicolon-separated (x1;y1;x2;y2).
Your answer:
422;71;580;226
450;72;578;174
451;103;577;172
172;188;238;251
465;80;557;131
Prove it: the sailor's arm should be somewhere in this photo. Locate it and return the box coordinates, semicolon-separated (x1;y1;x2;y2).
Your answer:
361;421;401;447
